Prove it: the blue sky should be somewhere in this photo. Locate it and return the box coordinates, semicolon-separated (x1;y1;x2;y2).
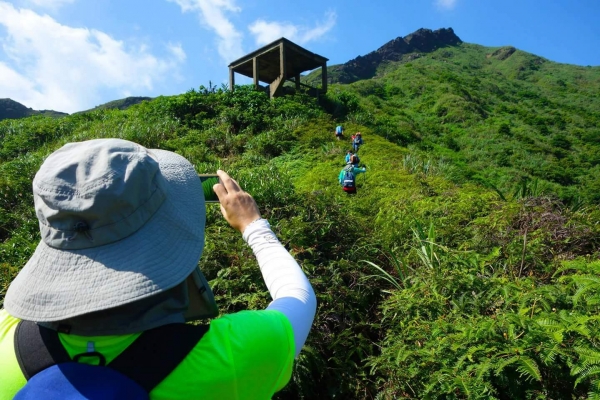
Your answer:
1;0;599;113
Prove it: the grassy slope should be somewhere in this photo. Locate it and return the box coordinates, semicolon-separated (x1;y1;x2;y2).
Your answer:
329;43;600;205
1;45;600;398
74;96;154;113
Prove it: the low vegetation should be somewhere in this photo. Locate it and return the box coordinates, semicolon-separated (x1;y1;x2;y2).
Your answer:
1;40;600;399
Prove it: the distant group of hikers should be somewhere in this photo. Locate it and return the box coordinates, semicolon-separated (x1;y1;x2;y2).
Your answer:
335;126;367;195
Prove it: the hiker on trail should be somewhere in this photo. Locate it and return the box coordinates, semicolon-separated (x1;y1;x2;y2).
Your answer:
335;125;344;140
352;132;363;152
345;150;353;164
338;158;366;195
345;151;361;167
0;139;316;399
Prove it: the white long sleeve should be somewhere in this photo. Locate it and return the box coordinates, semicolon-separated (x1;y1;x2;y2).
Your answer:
242;219;316;357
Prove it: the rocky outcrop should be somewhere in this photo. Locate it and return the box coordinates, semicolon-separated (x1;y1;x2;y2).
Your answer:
335;27;462;83
488;46;517;61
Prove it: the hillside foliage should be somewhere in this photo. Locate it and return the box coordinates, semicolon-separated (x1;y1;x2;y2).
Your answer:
1;41;600;399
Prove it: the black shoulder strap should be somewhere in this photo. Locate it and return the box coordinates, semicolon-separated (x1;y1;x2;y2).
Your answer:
15;321;209;393
14;320;72;380
107;323;209;392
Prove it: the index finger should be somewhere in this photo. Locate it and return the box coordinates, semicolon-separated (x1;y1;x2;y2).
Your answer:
213;181;228;201
217;170;241;193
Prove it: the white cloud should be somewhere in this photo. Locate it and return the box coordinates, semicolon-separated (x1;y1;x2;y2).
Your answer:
167;43;187;62
167;0;244;63
248;21;297;46
0;62;47;106
167;0;335;63
0;2;185;113
435;0;457;10
249;11;336;46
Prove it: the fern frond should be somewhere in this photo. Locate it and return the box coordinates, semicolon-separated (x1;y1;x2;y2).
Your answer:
574;346;600;364
551;331;564;344
476;358;494;380
539;343;562;365
588;379;600;399
570;323;592;339
494;356;519;374
536;318;562;331
570;275;600;306
453;376;470;397
574;365;600;386
516;356;542;382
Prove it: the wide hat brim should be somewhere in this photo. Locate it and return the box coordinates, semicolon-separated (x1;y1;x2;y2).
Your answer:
5;149;209;322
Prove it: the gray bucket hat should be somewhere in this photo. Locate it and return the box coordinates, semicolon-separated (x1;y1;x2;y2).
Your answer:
5;138;217;322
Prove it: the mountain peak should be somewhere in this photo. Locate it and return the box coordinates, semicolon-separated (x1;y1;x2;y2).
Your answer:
403;27;461;51
332;27;462;83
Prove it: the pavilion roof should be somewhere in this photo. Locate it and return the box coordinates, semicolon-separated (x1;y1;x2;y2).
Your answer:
228;37;328;83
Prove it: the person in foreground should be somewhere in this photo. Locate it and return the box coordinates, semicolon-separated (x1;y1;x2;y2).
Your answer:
0;138;317;399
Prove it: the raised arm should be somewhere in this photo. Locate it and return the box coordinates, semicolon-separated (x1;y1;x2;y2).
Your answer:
213;170;317;357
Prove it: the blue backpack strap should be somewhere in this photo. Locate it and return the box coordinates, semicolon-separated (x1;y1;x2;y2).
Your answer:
15;320;209;393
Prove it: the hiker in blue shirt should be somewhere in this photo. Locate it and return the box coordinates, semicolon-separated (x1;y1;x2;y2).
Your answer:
352;132;363;152
344;150;352;164
345;151;360;167
335;125;344;140
338;157;366;195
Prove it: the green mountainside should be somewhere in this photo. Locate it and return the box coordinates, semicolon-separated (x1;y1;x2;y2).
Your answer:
1;29;600;399
0;96;153;121
306;32;600;204
74;96;153;113
0;98;68;121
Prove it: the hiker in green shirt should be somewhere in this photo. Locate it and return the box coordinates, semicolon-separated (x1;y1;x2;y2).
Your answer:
0;138;316;399
339;157;367;195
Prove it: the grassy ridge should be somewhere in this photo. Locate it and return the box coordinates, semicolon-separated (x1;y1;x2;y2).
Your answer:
1;50;600;398
316;43;600;205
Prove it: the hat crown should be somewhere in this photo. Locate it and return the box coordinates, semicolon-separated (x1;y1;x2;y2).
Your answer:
34;139;167;250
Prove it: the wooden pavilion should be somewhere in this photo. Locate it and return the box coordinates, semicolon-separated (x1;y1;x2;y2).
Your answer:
228;38;328;98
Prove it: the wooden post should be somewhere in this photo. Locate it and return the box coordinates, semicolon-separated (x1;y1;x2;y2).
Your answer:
321;62;328;93
229;67;235;92
253;57;259;89
295;74;300;91
280;43;286;86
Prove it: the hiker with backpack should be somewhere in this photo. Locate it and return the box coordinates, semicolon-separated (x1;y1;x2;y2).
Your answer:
0;138;316;399
335;125;344;140
345;151;361;167
352;132;363;152
344;150;352;164
338;156;367;195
